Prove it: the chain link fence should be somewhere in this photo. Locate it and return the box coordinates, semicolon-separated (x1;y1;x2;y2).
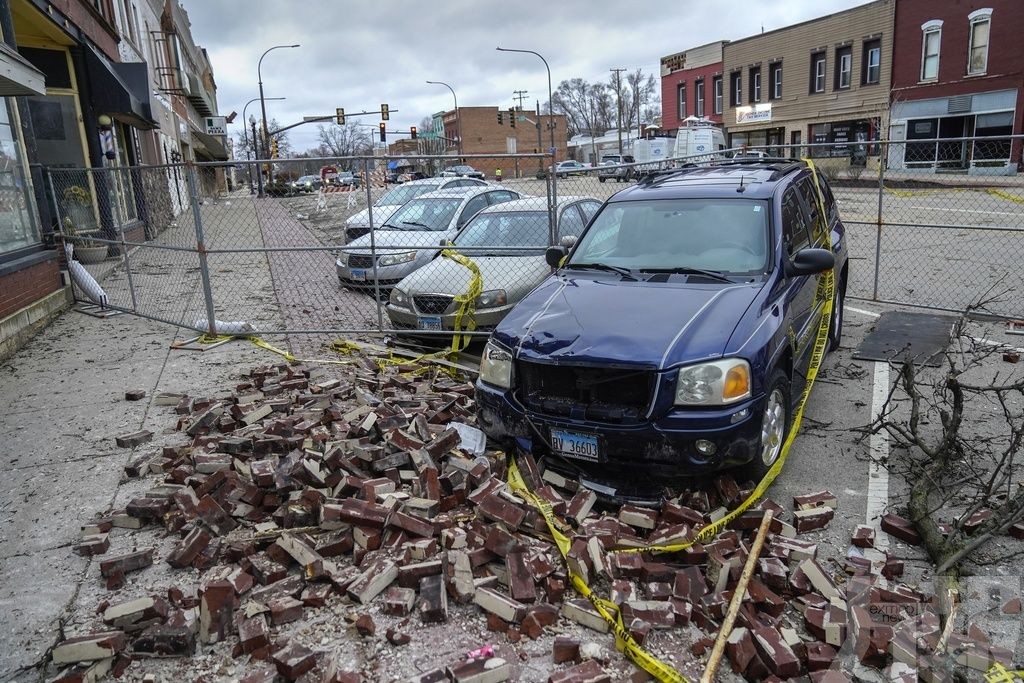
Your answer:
47;139;1024;353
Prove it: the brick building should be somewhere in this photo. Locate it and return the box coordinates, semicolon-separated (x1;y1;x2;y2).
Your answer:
439;106;566;178
660;41;727;133
888;0;1023;173
721;0;895;166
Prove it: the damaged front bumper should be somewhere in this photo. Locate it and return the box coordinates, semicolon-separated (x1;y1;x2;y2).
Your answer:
475;379;765;497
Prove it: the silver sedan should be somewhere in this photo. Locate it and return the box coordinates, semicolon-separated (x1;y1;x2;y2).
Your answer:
386;196;601;334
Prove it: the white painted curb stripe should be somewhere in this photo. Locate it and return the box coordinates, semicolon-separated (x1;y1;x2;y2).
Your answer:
867;361;890;550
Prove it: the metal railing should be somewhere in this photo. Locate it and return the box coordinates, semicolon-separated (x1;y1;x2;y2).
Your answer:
47;139;1024;354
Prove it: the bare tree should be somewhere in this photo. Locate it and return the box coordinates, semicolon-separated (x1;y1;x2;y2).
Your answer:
232;118;291;159
551;78;613;139
316;124;372;160
865;309;1024;587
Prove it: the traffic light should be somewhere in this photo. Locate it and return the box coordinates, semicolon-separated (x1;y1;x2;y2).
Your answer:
497;110;504;125
335;107;345;125
379;122;386;143
410;126;417;140
269;137;279;158
380;104;390;121
508;108;516;128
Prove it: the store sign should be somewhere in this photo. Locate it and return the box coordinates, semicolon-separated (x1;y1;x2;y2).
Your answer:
736;103;772;124
205;116;227;136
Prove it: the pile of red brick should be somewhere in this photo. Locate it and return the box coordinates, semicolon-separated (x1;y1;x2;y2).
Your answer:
54;359;1019;682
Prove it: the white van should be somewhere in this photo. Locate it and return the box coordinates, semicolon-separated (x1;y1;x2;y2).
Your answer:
674;117;726;161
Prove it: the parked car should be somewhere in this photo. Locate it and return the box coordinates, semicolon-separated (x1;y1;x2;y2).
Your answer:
597;154;636;183
291;175;322;193
344;177;489;243
386;196;602;334
439;165;486;180
475;160;848;499
336;186;523;289
554;160;589;178
398;171;428;183
334;171;359;187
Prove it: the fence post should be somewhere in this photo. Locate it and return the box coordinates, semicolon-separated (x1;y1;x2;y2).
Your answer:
548;152;558;245
365;157;384;332
186;163;218;337
872;141;885;301
115;167;139;313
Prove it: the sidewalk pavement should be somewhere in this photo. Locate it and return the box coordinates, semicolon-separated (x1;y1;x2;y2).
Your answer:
0;193;290;681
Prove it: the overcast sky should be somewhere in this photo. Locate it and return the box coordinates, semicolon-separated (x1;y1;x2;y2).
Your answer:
184;0;873;152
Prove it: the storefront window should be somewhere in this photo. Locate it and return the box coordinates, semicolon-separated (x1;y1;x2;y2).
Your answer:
0;99;40;255
974;111;1012;162
27;94;97;232
104;123;138;224
810;119;877;159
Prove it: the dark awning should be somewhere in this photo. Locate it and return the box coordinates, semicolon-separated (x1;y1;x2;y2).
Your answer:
193;130;229;161
84;45;157;130
0;42;45;96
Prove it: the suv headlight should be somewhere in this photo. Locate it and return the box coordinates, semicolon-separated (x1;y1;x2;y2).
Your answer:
675;359;751;406
475;289;507;309
378;251;416;267
390;288;411;309
480;340;513;389
336;251;348;266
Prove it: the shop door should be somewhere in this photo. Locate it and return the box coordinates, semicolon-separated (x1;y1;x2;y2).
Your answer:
790;130;802;158
937;116;972;169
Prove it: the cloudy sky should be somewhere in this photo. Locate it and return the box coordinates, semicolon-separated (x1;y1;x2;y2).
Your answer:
185;0;873;152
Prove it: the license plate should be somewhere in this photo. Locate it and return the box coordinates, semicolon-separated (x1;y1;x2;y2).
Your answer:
417;316;442;331
551;429;600;462
349;269;366;282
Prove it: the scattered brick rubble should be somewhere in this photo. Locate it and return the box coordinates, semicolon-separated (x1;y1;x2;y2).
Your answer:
52;358;1022;682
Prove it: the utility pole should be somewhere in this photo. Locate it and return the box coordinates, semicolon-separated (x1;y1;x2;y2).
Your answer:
535;100;543;176
512;90;528;111
611;68;626;156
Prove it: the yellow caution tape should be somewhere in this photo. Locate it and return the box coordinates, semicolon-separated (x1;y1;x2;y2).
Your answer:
986;664;1024;682
440;248;483;355
247;336;355;366
197;333;234;344
507;457;689;683
986;188;1024;204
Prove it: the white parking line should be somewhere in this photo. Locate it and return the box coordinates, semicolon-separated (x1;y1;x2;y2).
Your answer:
867;362;890;549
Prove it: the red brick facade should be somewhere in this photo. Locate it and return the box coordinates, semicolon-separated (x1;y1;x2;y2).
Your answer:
892;0;1024;137
661;62;724;132
439;107;567;177
0;257;62;320
50;0;121;61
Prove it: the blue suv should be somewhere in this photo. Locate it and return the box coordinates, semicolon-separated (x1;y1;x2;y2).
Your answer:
475;160;848;500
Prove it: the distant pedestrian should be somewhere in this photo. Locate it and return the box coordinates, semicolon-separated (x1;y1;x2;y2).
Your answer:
495;168;502;182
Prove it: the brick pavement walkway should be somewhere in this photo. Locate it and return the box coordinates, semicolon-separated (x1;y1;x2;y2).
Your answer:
252;198;380;358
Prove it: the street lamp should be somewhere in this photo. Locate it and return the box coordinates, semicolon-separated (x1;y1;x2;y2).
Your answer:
257;43;300;194
426;80;462;158
497;47;557;243
496;47;555;157
243;96;284;194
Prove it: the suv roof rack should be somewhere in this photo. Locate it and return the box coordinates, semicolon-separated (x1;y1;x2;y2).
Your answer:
711;158;806;181
635;164;699;186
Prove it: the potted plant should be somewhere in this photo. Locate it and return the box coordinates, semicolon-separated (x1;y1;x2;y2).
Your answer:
63;185;96;230
62;216;108;264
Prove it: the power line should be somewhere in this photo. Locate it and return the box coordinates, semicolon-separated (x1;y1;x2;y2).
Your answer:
512;90;528;111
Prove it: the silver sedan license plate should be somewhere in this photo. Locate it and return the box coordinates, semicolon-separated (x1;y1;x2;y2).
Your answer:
551;428;600;462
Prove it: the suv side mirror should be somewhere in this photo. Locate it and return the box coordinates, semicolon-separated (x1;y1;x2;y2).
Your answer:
787;247;835;277
546;246;568;268
439;238;453;247
559;235;577;248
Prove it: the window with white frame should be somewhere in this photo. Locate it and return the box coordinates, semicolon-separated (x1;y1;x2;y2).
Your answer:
750;67;761;102
770;63;782;99
810;51;826;93
731;72;742;106
713;76;722;115
921;20;942;80
835;46;852;89
695;79;705;116
862;39;880;85
677;82;686;119
967;9;991;75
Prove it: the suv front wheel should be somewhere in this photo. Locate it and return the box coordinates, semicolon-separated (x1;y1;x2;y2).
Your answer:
737;368;791;483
